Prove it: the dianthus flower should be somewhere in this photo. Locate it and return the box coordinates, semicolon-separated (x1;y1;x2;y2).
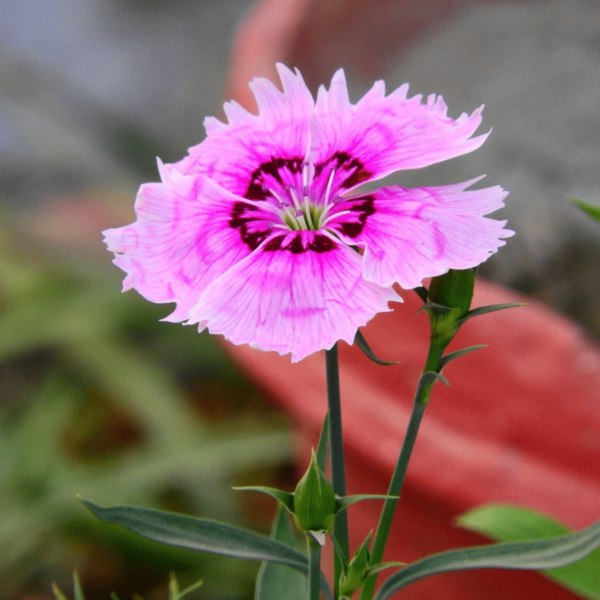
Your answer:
104;64;512;361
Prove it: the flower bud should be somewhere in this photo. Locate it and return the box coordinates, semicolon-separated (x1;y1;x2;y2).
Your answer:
340;535;371;598
293;451;336;536
427;268;475;343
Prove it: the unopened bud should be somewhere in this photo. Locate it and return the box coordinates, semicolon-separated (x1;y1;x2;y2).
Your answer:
293;451;336;536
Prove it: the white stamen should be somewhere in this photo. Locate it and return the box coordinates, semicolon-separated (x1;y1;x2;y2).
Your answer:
324;168;336;206
322;210;351;227
303;195;315;229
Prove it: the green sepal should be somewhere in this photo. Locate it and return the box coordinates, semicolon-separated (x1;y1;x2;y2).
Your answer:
428;269;475;319
233;486;295;514
316;412;330;474
439;345;487;370
80;499;333;600
374;516;600;600
458;303;525;325
567;195;600;223
413;286;429;303
336;495;397;513
354;329;398;366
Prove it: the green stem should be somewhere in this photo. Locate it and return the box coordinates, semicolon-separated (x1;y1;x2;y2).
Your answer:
358;341;447;600
308;534;322;600
326;343;349;598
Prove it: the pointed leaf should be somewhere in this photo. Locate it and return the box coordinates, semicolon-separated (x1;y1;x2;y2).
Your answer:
52;584;69;600
416;371;450;397
336;495;396;512
416;302;453;316
316;412;330;474
233;487;295;513
354;330;398;366
73;572;85;600
82;500;333;599
439;345;487;370
458;504;600;600
255;505;307;600
568;195;600;223
366;562;405;576
374;517;600;599
458;303;525;324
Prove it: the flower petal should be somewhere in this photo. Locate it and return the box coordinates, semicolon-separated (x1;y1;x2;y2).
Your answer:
186;231;402;362
309;69;488;197
171;64;314;202
103;165;274;322
329;178;513;289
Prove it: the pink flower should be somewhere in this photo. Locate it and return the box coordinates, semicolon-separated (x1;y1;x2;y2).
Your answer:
104;64;512;362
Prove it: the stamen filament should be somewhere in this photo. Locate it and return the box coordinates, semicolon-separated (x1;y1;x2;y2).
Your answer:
322;210;351;227
304;196;315;229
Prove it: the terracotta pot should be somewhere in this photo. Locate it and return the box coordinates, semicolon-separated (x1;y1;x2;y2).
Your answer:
224;280;600;599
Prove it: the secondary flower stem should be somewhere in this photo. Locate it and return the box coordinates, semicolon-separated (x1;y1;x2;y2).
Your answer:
308;534;322;600
358;340;447;600
326;343;349;596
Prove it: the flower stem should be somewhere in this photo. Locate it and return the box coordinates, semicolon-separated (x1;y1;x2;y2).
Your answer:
325;343;349;597
308;534;322;600
358;340;447;600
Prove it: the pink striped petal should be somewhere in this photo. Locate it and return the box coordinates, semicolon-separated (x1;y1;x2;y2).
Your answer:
186;231;401;362
171;64;314;202
103;165;273;322
329;178;513;290
309;69;488;197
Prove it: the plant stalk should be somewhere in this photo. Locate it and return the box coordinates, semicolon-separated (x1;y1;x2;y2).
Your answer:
358;340;447;600
325;343;349;598
308;534;322;600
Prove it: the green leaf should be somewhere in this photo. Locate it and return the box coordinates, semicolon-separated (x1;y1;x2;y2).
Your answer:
416;302;454;316
233;487;295;514
168;572;203;600
458;303;525;324
457;504;600;600
255;506;307;600
374;516;600;599
73;572;85;600
439;345;487;370
51;584;69;600
354;330;398;366
316;412;330;474
336;495;396;512
82;500;332;600
567;195;600;223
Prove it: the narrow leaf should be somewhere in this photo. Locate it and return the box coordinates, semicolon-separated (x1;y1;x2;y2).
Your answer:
439;345;487;370
568;195;600;223
233;487;295;514
374;517;600;600
82;500;332;599
73;572;85;600
366;562;405;576
255;506;307;600
336;495;396;512
354;330;398;366
52;584;69;600
459;303;524;324
416;302;453;316
458;504;600;600
416;371;450;397
316;412;330;474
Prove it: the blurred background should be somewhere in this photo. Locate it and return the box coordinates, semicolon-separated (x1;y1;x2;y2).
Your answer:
1;0;599;598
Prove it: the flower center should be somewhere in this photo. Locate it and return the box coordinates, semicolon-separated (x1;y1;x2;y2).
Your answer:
261;162;345;232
